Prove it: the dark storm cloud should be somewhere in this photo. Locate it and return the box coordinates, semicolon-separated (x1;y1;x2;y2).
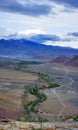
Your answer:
68;32;78;37
50;0;78;8
0;0;51;16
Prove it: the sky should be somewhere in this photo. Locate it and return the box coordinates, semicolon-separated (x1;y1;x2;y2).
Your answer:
0;0;78;48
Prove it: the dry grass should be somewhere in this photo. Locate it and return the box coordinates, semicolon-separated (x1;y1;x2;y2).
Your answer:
0;69;38;80
0;93;21;109
27;94;37;102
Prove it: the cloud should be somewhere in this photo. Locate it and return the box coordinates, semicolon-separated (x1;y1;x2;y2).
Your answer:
30;34;61;43
30;33;76;43
68;32;78;37
44;40;78;48
0;0;51;16
0;26;21;39
49;0;78;8
0;26;12;38
0;26;78;48
20;29;46;35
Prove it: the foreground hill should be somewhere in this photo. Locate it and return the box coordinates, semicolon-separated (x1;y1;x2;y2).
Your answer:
0;39;78;60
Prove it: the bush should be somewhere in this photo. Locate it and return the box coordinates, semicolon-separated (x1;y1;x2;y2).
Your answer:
28;87;38;95
48;83;60;88
24;101;32;108
73;115;78;121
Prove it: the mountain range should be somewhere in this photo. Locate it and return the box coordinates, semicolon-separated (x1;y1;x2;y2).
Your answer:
0;39;78;61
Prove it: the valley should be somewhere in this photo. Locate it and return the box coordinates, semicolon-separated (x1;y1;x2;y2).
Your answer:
0;59;78;123
0;0;78;129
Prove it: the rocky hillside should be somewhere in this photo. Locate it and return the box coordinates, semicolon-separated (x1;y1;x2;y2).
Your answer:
49;55;78;67
66;55;78;67
51;56;70;63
